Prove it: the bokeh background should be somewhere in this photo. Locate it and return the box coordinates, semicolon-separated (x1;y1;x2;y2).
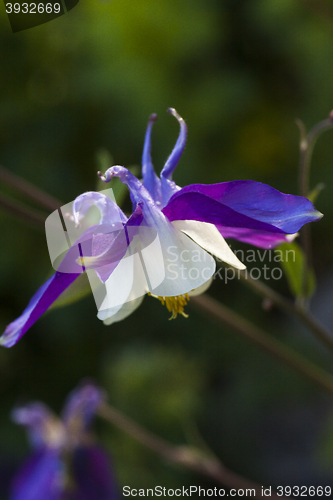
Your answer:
0;0;333;497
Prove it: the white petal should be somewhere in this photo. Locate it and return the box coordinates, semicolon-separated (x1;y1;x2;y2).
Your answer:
172;220;246;270
91;261;133;321
102;247;149;324
138;227;166;289
286;233;298;242
91;238;148;321
188;277;213;297
103;295;145;325
139;224;216;297
72;189;126;226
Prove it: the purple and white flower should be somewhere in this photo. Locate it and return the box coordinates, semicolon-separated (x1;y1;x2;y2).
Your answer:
10;382;118;500
0;109;322;347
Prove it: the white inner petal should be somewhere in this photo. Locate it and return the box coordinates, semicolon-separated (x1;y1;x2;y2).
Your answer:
94;240;148;321
103;294;145;326
285;233;298;242
103;247;148;324
172;220;246;270
141;224;216;297
92;259;133;321
188;277;213;297
138;226;165;289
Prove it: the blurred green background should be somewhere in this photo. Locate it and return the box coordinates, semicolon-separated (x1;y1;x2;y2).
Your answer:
1;0;333;497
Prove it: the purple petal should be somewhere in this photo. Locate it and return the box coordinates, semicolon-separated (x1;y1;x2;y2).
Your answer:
6;219;111;343
90;224;131;283
141;114;162;204
86;203;144;283
163;181;322;234
0;222;111;347
0;206;144;347
54;210;143;278
10;450;64;500
62;382;105;433
0;272;80;348
47;222;99;275
160;108;187;179
160;108;186;205
73;191;127;226
163;191;286;233
216;226;296;249
12;403;56;449
69;446;119;500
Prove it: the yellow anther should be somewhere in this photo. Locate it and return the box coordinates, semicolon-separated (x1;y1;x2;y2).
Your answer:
148;293;190;319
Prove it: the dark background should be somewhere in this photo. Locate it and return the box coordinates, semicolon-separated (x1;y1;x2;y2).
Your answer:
0;0;333;497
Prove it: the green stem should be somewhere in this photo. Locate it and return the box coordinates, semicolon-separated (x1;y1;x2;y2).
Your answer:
192;294;333;396
0;192;46;229
0;165;61;211
98;403;289;500
297;114;333;299
239;271;333;353
297;115;333;202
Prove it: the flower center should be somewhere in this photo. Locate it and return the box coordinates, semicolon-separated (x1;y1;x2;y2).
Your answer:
43;418;66;448
149;293;190;319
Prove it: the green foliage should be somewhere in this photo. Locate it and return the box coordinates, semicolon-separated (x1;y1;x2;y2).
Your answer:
276;241;316;299
101;345;207;487
103;346;206;432
317;410;333;467
308;182;325;204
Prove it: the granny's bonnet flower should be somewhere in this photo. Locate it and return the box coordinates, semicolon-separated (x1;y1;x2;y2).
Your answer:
0;109;322;347
10;382;118;500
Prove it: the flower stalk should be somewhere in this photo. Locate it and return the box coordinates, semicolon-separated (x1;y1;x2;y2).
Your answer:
0;191;46;229
98;403;290;500
238;270;333;354
297;112;333;300
0;164;61;211
192;294;333;396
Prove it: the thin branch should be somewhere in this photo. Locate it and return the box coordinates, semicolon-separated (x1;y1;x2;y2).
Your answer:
192;294;333;396
233;115;333;354
0;192;47;229
99;403;290;500
297;114;333;297
0;165;61;211
239;271;333;354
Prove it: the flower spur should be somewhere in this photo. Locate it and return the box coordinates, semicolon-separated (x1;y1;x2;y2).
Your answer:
0;108;322;347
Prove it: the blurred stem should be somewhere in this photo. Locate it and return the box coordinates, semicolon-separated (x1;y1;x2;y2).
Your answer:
99;403;289;500
0;165;61;211
239;271;333;354
192;294;333;396
0;191;46;229
296;113;333;301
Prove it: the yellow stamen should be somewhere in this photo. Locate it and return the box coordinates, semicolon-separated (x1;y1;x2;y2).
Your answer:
148;292;190;319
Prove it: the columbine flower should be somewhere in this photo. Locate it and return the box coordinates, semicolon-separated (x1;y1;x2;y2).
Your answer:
0;109;322;347
10;382;118;500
